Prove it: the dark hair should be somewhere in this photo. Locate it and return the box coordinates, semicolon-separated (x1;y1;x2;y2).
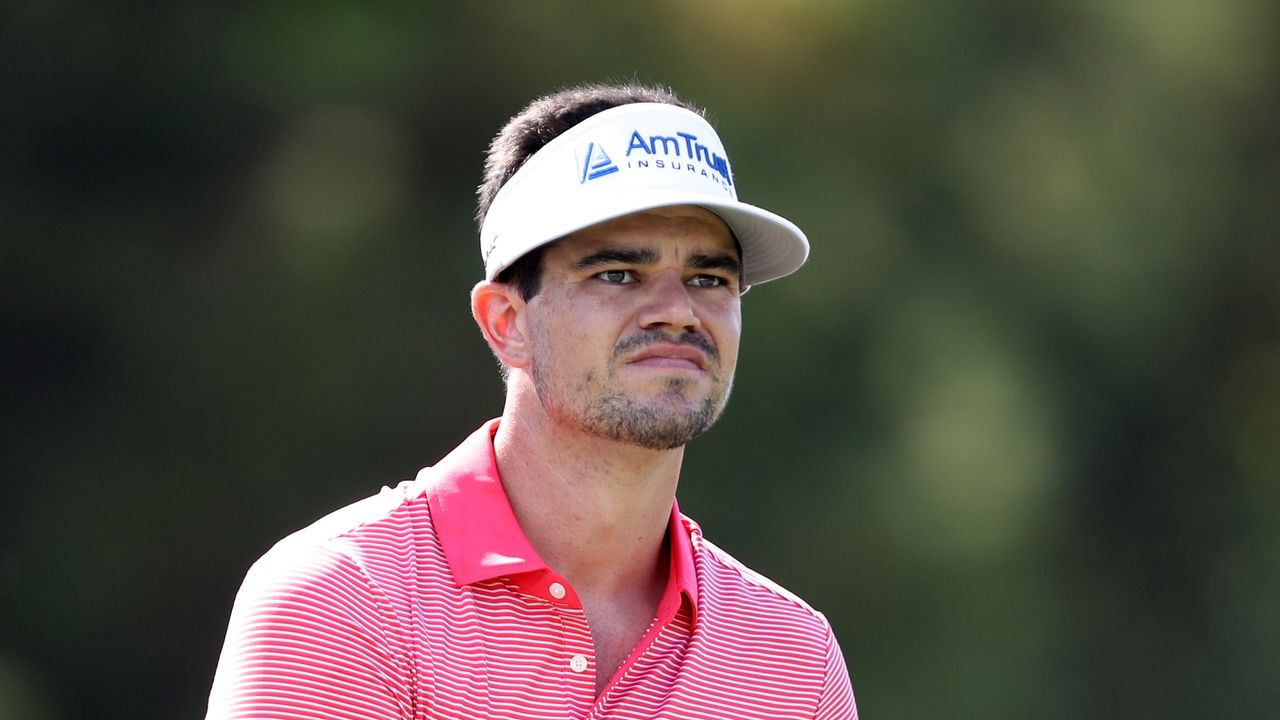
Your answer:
478;83;705;300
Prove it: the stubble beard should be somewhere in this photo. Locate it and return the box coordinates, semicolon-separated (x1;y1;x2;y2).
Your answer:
532;334;734;451
581;375;730;450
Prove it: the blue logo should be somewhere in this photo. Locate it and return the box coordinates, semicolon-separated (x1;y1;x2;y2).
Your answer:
624;130;733;189
579;142;619;183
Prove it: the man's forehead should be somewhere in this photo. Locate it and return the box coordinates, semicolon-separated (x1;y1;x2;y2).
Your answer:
555;206;739;259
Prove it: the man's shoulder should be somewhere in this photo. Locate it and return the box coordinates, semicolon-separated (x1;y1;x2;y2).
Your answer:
280;479;427;546
246;477;433;583
687;519;834;638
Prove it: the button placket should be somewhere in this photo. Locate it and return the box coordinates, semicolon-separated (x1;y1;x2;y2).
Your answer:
558;604;596;713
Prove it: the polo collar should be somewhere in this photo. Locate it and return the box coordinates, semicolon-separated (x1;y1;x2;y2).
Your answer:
421;419;698;622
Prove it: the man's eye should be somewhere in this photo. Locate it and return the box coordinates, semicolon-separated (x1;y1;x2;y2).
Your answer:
687;274;725;288
597;269;635;284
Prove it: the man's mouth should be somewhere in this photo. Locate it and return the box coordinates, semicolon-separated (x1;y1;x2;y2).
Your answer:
625;343;709;371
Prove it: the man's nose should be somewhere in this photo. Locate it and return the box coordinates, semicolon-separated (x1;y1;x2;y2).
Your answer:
637;270;700;333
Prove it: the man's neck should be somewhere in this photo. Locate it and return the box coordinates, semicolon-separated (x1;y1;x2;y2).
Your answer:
492;393;682;598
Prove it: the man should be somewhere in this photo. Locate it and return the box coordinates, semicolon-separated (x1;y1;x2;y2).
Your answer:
207;83;857;719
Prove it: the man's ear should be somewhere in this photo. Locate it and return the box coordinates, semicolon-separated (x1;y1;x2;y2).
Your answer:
471;280;532;369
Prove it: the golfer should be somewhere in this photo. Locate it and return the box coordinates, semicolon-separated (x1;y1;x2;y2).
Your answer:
206;82;857;719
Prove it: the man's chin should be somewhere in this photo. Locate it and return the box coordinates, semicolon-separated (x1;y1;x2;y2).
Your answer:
580;394;725;451
594;420;708;451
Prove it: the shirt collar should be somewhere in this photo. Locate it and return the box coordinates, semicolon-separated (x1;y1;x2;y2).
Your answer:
421;419;699;621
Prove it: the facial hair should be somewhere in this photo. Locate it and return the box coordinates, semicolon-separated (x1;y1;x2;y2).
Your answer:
532;328;734;450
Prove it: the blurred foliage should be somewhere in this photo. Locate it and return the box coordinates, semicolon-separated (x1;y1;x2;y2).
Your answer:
2;1;1277;718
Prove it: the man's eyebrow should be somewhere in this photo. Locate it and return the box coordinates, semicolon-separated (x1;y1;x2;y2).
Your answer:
688;252;742;275
572;247;659;270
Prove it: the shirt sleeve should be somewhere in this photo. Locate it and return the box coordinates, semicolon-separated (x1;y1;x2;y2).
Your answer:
813;623;858;720
205;543;414;720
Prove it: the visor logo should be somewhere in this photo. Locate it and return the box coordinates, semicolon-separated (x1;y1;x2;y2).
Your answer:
625;130;733;188
579;142;619;183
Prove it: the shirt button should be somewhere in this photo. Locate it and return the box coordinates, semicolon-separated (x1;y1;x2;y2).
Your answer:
569;654;588;673
549;582;567;600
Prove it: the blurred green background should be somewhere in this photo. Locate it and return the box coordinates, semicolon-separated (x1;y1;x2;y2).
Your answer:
3;0;1278;717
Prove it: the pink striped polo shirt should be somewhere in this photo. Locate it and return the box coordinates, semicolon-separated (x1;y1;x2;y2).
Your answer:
207;420;857;719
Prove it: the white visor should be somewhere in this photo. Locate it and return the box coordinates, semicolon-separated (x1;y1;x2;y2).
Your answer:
480;103;809;288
